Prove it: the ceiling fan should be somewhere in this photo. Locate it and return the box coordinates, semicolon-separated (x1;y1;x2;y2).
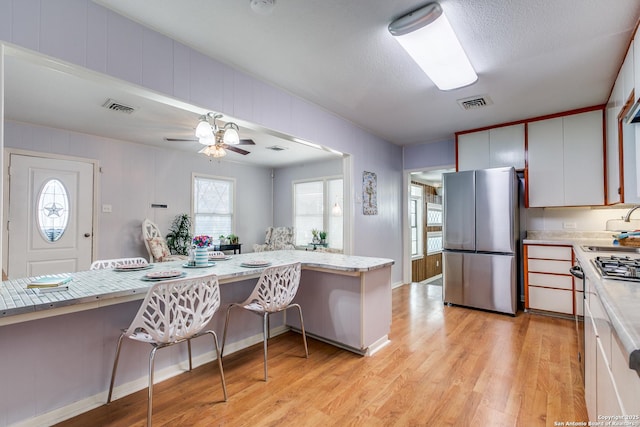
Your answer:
164;112;255;157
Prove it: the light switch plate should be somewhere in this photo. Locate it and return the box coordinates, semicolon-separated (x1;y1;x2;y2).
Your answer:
102;204;112;213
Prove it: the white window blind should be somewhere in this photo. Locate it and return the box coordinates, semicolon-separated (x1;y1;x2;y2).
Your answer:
294;178;343;249
193;175;234;238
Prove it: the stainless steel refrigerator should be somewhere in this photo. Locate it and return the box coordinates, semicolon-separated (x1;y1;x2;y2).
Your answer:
442;167;519;315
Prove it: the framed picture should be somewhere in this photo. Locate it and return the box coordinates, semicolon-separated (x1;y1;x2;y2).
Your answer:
362;171;378;215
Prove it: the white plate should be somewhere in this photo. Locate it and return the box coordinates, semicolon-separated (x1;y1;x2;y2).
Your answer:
209;255;231;261
114;263;152;272
182;262;216;268
240;261;271;268
145;270;183;279
141;271;186;281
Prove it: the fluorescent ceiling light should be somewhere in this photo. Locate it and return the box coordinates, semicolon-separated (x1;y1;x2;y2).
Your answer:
388;2;477;91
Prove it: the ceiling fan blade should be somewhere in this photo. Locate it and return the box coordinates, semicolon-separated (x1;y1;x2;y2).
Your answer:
223;144;251;155
164;137;198;142
238;138;256;145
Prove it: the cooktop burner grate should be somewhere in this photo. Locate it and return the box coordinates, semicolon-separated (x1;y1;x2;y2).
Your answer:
592;255;640;282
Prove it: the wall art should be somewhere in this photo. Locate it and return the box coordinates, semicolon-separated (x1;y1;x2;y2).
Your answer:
362;171;378;215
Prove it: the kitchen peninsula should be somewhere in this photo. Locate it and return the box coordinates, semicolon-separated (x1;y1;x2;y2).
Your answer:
0;251;393;427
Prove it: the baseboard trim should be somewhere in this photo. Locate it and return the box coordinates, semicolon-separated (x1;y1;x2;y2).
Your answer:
10;326;289;427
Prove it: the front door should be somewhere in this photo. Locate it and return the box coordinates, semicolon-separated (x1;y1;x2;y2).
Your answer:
7;153;94;278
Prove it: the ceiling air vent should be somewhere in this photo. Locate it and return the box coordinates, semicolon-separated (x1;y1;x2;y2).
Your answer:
266;145;288;151
457;95;493;111
102;99;136;114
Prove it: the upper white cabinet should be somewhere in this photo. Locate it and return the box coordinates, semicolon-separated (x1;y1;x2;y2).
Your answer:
528;110;604;207
457;124;525;171
607;37;640;205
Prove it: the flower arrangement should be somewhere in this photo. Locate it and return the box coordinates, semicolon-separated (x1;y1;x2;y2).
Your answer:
192;235;212;248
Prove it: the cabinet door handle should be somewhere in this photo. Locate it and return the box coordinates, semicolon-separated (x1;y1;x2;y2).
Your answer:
569;265;584;279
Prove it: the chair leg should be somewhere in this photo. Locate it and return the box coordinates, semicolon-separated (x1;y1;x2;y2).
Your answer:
107;332;126;403
221;304;237;356
291;304;309;358
187;338;193;371
206;330;228;401
147;347;159;427
263;312;269;381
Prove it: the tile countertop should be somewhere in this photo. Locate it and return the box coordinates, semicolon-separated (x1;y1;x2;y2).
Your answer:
524;230;640;375
0;250;395;320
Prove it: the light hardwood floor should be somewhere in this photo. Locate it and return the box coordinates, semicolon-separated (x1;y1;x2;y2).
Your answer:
54;283;588;426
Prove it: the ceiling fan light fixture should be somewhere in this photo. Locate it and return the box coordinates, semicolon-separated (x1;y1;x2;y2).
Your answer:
250;0;275;15
199;145;227;158
198;136;215;146
195;116;214;139
388;2;477;91
222;123;240;145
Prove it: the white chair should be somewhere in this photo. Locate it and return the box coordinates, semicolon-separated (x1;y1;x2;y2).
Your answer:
221;262;308;381
90;257;148;270
142;218;188;262
107;273;227;427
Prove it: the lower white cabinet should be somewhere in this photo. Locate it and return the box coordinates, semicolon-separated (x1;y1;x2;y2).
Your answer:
584;274;639;420
525;244;576;315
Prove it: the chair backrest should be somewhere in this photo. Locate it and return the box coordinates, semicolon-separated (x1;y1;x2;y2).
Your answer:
244;262;301;312
268;227;295;249
90;257;148;270
126;274;221;344
142;218;168;262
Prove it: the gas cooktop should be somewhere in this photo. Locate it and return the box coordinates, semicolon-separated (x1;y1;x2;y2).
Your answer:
592;255;640;282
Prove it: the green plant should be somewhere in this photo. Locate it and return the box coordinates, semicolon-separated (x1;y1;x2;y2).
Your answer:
311;229;319;238
165;214;192;255
227;234;239;244
319;231;327;240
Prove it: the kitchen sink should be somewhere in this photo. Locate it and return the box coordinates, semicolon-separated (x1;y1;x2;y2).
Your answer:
581;245;640;254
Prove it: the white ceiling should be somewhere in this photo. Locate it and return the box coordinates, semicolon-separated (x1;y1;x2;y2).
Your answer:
92;0;640;146
3;48;341;168
4;1;640;169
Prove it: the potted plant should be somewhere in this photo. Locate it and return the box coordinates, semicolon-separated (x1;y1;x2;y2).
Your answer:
311;229;320;244
319;231;327;244
227;234;239;244
165;214;192;256
219;234;228;245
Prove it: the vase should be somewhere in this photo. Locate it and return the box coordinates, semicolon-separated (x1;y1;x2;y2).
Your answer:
194;247;208;266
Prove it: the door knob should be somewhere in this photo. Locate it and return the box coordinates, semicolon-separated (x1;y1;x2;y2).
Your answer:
84;233;91;238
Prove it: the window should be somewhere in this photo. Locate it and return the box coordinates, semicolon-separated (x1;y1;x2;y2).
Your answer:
410;185;423;257
37;179;69;242
427;202;443;254
192;175;234;238
294;177;343;249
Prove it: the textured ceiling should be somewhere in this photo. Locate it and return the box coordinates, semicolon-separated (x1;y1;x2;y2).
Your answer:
93;0;640;146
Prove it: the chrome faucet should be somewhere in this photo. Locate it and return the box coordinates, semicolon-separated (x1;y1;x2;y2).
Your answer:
624;205;640;222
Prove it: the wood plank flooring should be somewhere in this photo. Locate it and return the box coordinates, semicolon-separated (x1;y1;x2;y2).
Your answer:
54;283;588;426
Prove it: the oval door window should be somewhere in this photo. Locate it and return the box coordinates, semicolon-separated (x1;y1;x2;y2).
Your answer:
37;179;70;242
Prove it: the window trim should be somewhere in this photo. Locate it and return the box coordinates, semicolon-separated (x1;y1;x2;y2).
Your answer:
191;173;236;237
410;184;424;259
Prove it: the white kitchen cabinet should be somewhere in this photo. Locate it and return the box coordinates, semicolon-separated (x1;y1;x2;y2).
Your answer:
528;110;604;207
456;124;525;171
524;244;575;315
457;131;489;171
584;302;597;420
606;76;622;204
584;273;632;421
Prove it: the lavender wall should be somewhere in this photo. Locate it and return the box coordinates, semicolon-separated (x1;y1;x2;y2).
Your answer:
403;138;456;170
0;0;404;284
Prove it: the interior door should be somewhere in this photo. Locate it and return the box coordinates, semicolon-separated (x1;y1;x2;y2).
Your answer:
7;154;94;278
